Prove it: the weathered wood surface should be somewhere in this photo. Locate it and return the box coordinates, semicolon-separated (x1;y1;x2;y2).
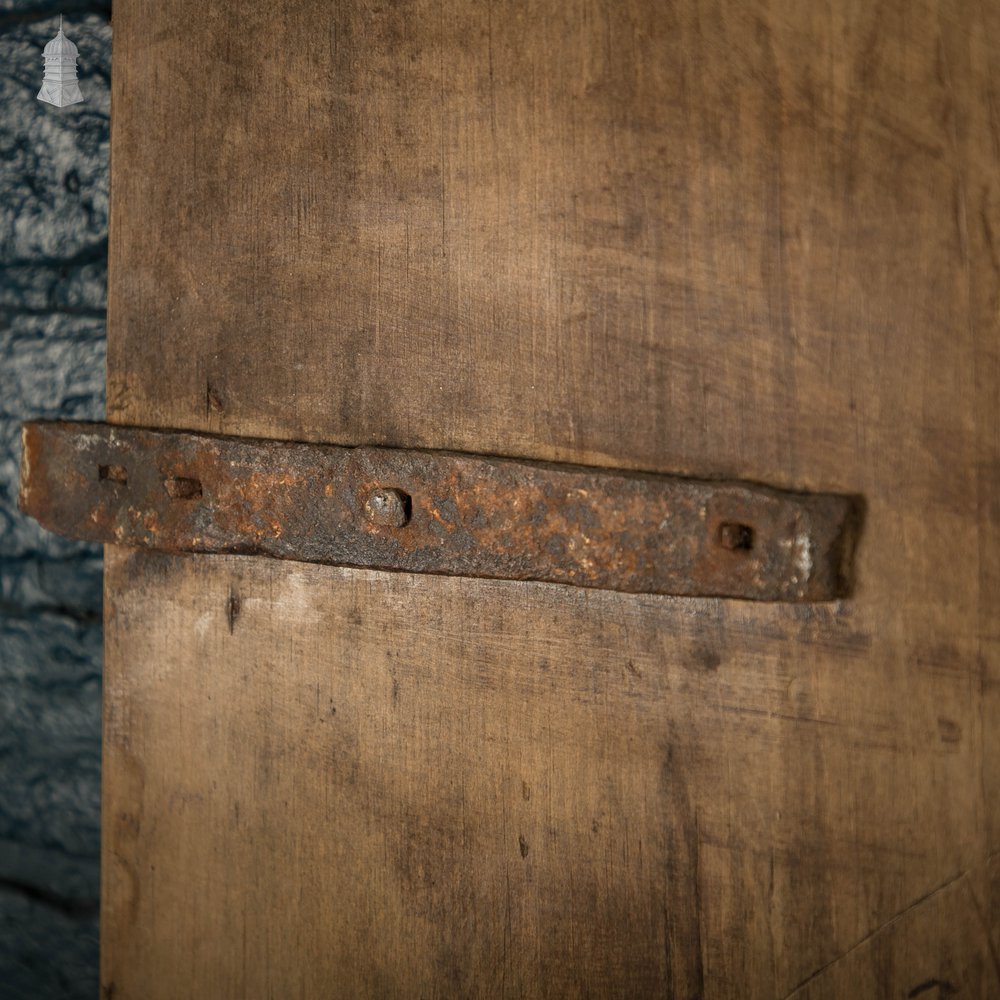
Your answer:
102;550;1000;998
103;0;1000;996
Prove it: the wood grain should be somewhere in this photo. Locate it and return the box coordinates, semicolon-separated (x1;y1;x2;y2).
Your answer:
102;0;1000;995
102;550;999;998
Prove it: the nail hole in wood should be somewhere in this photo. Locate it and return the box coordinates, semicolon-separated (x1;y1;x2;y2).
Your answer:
164;476;202;500
227;585;241;634
717;522;754;552
98;464;128;485
206;382;224;413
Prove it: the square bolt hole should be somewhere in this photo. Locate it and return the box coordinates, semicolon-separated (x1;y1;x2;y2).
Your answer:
98;464;128;485
717;522;754;552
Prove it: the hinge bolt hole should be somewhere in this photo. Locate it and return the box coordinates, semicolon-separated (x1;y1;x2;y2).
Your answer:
717;522;754;551
98;464;128;485
164;476;202;500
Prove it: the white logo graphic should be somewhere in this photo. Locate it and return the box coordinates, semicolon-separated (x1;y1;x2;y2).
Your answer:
37;16;84;108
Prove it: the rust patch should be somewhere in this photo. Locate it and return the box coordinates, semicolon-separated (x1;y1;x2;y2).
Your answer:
18;421;862;601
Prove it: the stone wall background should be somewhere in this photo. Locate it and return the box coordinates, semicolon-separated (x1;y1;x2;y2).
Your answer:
0;3;110;997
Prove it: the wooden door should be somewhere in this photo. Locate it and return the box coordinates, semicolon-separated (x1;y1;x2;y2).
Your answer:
100;1;1000;996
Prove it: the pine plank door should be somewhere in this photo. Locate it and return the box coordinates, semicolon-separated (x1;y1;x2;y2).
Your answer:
101;1;1000;997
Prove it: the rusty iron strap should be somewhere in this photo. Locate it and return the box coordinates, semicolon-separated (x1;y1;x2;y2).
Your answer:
19;421;861;601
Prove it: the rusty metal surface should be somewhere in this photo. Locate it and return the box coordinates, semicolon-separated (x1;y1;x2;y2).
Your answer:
19;421;861;601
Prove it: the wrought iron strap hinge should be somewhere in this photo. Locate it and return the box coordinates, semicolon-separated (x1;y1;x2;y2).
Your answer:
18;421;861;602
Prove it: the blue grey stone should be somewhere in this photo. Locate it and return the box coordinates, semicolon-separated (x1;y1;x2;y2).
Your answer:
0;3;110;996
0;890;99;1000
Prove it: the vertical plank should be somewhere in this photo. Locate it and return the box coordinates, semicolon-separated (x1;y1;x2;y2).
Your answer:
102;0;1000;996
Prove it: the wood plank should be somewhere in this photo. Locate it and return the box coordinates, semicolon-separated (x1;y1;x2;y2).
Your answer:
102;550;999;998
102;0;1000;995
107;2;995;485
